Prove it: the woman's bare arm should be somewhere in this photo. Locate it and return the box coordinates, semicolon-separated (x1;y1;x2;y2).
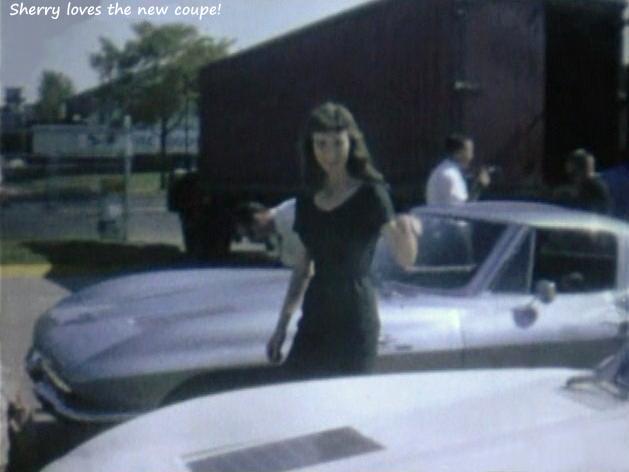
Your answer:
267;246;313;363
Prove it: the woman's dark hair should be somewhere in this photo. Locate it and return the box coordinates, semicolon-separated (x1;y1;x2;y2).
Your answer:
301;102;384;190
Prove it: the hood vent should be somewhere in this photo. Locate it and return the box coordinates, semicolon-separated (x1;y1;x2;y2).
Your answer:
186;426;383;472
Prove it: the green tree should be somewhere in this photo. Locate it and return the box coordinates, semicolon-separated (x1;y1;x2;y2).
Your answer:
90;37;122;84
90;22;232;176
36;70;75;123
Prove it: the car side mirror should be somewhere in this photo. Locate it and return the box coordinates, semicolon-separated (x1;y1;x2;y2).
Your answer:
535;280;556;304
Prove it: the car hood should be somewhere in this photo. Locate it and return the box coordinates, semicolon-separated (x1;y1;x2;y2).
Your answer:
35;268;292;375
48;268;290;323
34;268;469;380
41;368;629;472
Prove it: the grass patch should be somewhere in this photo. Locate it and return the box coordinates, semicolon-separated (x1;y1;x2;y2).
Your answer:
1;239;186;275
1;240;42;265
8;172;163;197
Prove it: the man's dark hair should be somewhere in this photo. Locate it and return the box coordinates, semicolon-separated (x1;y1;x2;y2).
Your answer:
234;201;268;226
445;134;471;155
567;148;594;175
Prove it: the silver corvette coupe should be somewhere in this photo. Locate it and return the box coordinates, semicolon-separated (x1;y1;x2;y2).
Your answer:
27;202;629;422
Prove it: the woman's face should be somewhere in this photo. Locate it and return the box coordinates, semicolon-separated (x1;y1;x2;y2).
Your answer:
312;130;351;176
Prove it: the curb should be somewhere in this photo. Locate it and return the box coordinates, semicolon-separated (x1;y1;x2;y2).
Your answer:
0;264;127;278
0;263;187;278
0;264;52;278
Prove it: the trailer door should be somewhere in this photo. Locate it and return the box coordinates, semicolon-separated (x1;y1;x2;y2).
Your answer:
457;0;545;187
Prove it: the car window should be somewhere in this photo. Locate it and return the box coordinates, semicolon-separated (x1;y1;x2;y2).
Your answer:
374;215;506;290
532;228;617;293
491;232;534;294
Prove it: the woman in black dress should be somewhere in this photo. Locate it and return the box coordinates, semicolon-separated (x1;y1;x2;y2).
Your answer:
267;102;420;376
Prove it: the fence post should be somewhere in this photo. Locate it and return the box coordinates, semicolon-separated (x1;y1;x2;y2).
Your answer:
45;151;59;210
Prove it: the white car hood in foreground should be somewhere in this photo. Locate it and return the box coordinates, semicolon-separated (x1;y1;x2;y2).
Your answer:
43;368;629;472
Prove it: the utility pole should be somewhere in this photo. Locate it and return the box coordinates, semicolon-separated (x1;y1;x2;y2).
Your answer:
184;78;190;165
122;115;133;241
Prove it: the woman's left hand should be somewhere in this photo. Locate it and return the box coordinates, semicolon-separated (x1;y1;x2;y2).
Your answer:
266;325;287;364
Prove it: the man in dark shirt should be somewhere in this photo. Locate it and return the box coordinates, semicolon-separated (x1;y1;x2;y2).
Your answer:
601;161;629;220
553;149;612;215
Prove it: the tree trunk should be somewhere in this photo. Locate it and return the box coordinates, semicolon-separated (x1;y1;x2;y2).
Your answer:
159;118;169;189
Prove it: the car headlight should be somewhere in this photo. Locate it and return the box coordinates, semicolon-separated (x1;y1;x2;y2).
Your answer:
40;358;72;394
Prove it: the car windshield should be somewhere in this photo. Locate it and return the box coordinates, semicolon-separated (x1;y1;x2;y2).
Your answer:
374;214;507;290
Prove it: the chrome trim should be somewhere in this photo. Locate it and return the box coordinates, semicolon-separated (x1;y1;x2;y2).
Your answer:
40;359;72;394
27;350;73;394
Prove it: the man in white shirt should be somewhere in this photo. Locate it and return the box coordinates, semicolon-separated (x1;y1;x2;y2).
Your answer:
425;135;489;205
237;199;303;267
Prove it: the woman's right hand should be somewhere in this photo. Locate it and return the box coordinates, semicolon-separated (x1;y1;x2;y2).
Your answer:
383;214;421;269
266;324;287;364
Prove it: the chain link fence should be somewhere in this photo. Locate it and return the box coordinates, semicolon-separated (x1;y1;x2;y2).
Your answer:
1;123;185;247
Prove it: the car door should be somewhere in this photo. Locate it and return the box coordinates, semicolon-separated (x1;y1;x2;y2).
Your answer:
373;212;514;373
463;227;626;368
374;285;466;373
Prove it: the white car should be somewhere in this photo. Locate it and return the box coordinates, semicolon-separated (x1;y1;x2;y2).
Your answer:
41;345;629;472
27;202;629;422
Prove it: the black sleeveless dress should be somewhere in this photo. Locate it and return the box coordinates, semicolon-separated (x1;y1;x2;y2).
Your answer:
285;182;394;376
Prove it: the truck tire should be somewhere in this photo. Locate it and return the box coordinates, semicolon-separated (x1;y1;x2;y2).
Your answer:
201;208;232;259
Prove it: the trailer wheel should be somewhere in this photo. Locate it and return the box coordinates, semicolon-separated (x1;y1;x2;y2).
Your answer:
179;211;208;259
204;211;232;259
180;206;232;260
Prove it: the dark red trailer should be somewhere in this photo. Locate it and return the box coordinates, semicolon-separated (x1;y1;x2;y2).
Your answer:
174;0;625;257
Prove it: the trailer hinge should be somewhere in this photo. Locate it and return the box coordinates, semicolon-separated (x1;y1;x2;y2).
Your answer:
454;0;470;17
453;80;482;94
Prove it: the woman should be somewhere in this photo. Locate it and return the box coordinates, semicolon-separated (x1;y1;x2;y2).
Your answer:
267;102;419;376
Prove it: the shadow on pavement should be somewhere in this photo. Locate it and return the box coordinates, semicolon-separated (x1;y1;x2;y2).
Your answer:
22;240;283;293
9;413;109;472
23;240;189;292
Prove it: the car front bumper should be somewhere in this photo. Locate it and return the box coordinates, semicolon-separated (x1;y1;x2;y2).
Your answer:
26;349;142;423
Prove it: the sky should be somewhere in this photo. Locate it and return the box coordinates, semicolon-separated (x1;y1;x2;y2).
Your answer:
1;0;372;102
